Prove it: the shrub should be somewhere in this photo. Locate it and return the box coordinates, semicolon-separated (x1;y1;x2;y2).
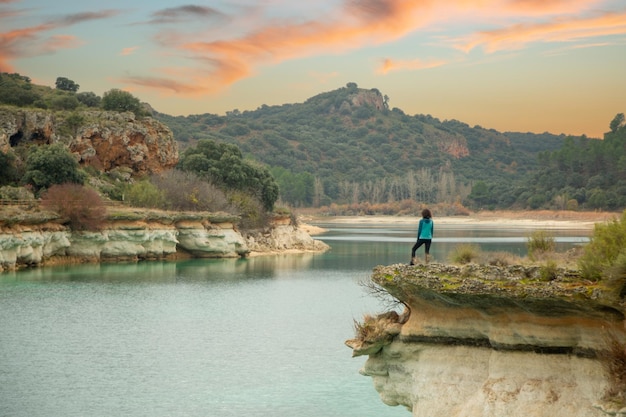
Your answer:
124;180;167;209
150;170;232;212
538;259;558;281
449;244;481;264
579;211;626;281
600;333;626;403
41;183;106;230
527;230;555;259
484;251;521;267
101;89;144;117
228;190;268;230
0;151;19;186
23;143;86;193
0;185;35;201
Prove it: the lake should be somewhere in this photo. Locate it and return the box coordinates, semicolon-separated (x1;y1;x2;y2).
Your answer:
0;220;592;417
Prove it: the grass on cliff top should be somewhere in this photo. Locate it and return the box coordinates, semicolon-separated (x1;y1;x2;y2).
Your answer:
0;203;239;226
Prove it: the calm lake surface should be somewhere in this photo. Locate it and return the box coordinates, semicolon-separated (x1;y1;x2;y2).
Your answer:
0;220;592;417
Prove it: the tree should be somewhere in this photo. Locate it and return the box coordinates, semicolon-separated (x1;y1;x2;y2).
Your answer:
23;144;85;193
101;89;143;116
55;77;80;92
76;91;101;107
179;139;279;211
610;113;625;134
0;151;19;186
50;94;80;110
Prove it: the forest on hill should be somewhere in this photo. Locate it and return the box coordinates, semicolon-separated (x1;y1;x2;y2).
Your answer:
158;82;625;211
2;73;625;213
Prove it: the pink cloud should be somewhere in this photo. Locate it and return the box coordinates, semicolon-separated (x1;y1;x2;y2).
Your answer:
133;0;434;95
455;10;626;53
0;9;121;71
128;0;610;95
120;46;139;56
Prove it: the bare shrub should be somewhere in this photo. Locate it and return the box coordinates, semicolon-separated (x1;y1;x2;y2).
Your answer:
150;170;232;212
449;244;481;264
359;277;405;310
482;251;522;267
353;314;388;342
600;333;626;403
41;183;106;230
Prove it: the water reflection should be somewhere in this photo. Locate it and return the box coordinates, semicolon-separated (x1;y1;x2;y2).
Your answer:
0;221;597;417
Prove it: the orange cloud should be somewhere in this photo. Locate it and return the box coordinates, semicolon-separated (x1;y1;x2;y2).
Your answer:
116;75;198;94
134;0;434;95
455;10;626;53
377;57;448;74
116;0;622;97
504;0;599;15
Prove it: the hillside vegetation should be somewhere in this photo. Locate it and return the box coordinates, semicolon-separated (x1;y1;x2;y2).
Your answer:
2;73;625;213
157;82;615;211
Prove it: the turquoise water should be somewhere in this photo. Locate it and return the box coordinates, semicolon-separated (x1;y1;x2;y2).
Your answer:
0;221;591;417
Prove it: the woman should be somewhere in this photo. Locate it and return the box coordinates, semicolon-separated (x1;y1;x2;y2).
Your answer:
411;208;433;265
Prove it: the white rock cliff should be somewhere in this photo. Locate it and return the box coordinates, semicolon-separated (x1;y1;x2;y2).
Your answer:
0;216;328;271
347;263;626;417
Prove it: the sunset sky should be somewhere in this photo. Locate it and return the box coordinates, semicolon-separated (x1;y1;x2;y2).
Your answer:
1;0;625;138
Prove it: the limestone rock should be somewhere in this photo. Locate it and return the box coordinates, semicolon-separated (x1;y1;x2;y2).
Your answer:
0;214;327;271
0;108;178;175
346;263;626;417
243;221;330;254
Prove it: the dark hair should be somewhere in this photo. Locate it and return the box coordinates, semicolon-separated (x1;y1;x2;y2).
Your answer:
421;208;432;219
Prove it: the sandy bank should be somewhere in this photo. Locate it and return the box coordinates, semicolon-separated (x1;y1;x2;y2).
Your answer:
299;210;619;233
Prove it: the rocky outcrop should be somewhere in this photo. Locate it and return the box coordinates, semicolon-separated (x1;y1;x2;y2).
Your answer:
346;263;626;417
0;108;178;175
425;125;470;158
243;216;330;254
0;212;328;271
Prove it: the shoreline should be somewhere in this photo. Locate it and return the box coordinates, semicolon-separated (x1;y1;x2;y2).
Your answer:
299;210;619;234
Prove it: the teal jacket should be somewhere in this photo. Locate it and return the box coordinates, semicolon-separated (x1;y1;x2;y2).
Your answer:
417;218;433;240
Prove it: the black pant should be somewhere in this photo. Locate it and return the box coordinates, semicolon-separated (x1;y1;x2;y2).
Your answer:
411;239;431;256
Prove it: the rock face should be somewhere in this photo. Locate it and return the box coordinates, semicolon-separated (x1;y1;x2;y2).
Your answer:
0;108;178;175
346;263;626;417
0;215;328;271
243;216;330;254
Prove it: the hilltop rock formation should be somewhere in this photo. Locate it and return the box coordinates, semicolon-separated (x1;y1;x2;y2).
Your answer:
346;263;626;417
0;108;178;175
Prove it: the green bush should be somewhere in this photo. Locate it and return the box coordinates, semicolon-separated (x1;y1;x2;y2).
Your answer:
539;259;558;281
0;151;19;185
527;230;555;259
22;143;86;193
41;183;106;231
101;89;144;117
579;211;626;281
125;180;167;209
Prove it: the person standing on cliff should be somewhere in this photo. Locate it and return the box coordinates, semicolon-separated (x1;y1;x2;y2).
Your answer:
410;208;433;265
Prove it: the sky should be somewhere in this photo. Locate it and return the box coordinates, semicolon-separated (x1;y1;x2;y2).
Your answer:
1;0;625;139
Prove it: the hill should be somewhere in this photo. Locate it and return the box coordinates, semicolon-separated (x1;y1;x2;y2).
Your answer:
155;82;575;208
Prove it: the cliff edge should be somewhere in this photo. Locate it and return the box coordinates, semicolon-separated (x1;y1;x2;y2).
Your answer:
0;209;329;272
346;263;626;417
